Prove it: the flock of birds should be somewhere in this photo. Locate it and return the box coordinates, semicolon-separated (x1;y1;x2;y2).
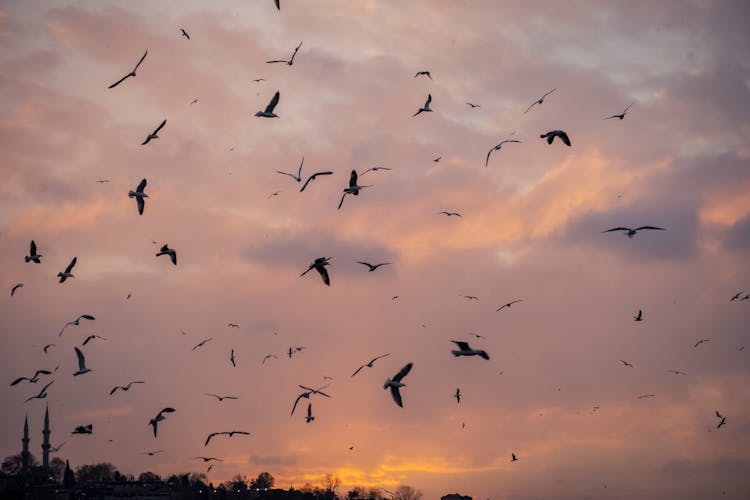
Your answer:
4;1;746;493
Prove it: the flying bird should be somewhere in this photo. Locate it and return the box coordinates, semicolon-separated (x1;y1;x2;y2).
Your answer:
49;442;66;453
601;226;666;238
262;354;277;364
57;257;77;283
266;41;302;65
384;362;413;408
351;353;391;377
251;78;265;83
109;381;145;395
412;94;433;117
192;338;213;351
357;261;391;272
637;394;656;399
301;257;331;286
291;384;331;416
305;403;315;423
300;171;334;192
276;156;305;182
194;456;224;462
439;211;461;217
82;334;107;346
359;166;392;176
451;341;490;360
433;156;441;162
273;0;280;10
10;370;52;386
141;120;166;145
59;314;95;336
496;299;523;311
128;179;148;215
620;360;634;368
255;91;280;118
227;323;239;328
694;338;710;348
25;240;42;263
43;344;55;354
454;388;461;404
230;349;236;367
730;291;743;301
108;50;148;89
523;88;556;114
148;408;175;437
71;424;93;435
204;431;250;446
24;380;54;403
338;170;372;210
540;130;571;146
633;309;643;322
205;394;239;402
180;28;190;40
73;347;92;376
485;140;522;167
466;102;480;108
142;450;163;456
414;71;432;79
716;411;726;429
469;332;485;339
604;102;634;120
10;283;23;296
156;244;177;265
667;370;686;375
511;453;518;462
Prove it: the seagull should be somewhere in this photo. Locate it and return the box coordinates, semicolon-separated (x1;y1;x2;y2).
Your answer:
230;349;236;367
633;309;643;322
273;0;280;10
25;240;42;263
511;453;518;462
468;332;485;339
357;261;391;272
540;130;571;146
276;156;305;182
57;257;77;283
601;226;665;238
268;191;282;198
204;431;250;446
523;88;556;114
730;291;743;301
667;370;686;375
359;166;392;176
24;380;54;403
95;179;110;183
463;295;479;300
72;347;92;376
414;71;432;79
180;28;190;40
142;450;163;456
255;91;280;118
287;346;307;358
433;156;441;162
604;102;634;120
637;394;656;399
71;424;93;435
466;102;480;108
82;334;107;346
301;257;331;286
109;381;145;395
227;323;239;328
141;120;166;145
194;456;224;462
300;171;334;192
454;388;461;404
251;78;266;83
148;408;175;437
412;94;433;117
741;294;750;301
439;211;461;217
266;41;302;65
694;338;710;348
190;98;198;105
192;338;213;351
384;362;413;408
262;354;277;364
716;411;726;429
496;299;523;311
10;370;52;386
205;394;238;402
156;244;177;265
108;50;148;89
485;140;522;167
351;353;391;377
451;341;490;360
43;344;55;354
620;360;634;368
59;314;95;336
305;403;315;423
206;465;214;473
291;384;331;416
128;179;148;215
49;442;67;453
338;170;372;210
10;283;23;296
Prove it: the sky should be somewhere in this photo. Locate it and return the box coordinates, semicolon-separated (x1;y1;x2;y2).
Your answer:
1;0;749;498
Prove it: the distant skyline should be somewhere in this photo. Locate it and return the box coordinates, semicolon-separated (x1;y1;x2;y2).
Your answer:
1;1;749;499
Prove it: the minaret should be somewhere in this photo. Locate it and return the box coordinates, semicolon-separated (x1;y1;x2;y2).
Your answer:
42;405;51;468
21;415;30;473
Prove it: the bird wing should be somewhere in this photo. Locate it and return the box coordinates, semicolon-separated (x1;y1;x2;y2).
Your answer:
351;364;366;377
392;362;413;382
74;347;87;371
133;50;148;72
265;91;280;113
635;226;665;231
30;240;37;255
299;176;314;192
485;148;493;167
34;370;52;377
479;350;490;360
137;197;145;215
290;41;303;62
543;88;557;98
65;257;77;273
291;393;306;416
153;120;167;134
108;73;131;89
82;335;94;346
601;227;631;233
170;251;177;265
559;131;571;146
204;433;217;446
372;353;391;363
451;341;470;351
11;284;22;296
137;178;147;192
623;102;634;113
389;386;403;407
10;377;28;386
349;169;358;187
296;156;305;177
523;101;537;114
274;0;280;10
266;59;288;64
337;192;347;210
109;386;122;395
80;314;95;321
317;266;330;286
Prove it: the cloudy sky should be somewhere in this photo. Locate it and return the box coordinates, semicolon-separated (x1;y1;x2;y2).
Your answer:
1;1;749;498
